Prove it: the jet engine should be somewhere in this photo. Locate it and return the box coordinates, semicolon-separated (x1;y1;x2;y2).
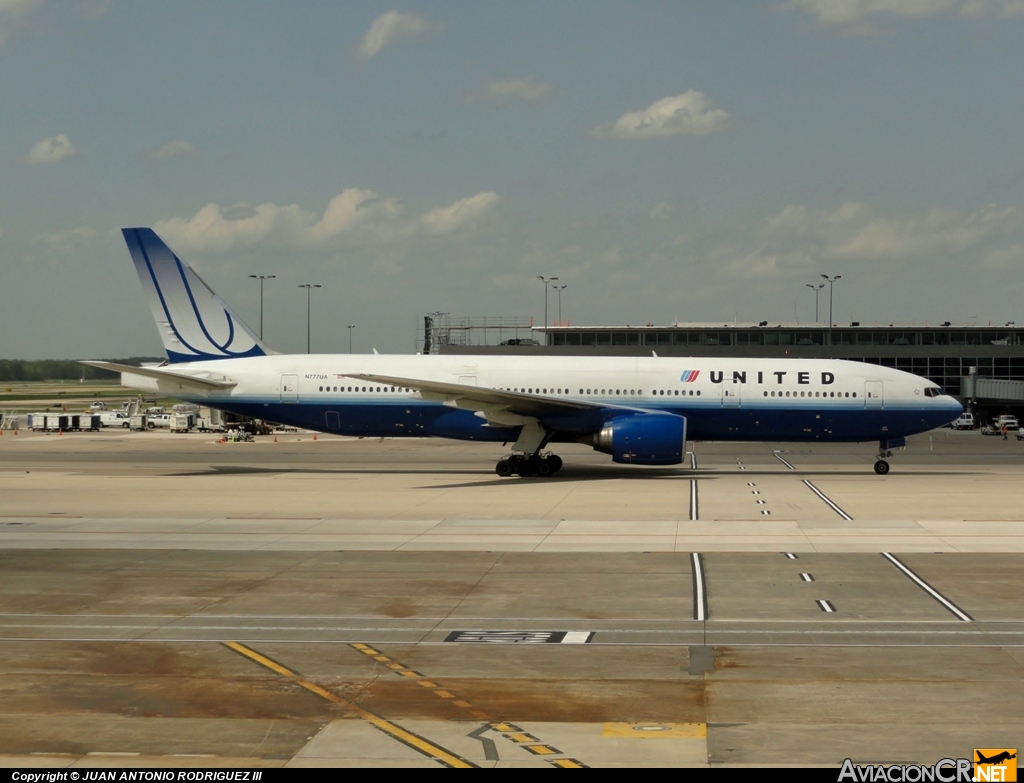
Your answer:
590;413;687;465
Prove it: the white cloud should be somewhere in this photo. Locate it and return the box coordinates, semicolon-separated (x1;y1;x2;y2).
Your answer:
466;77;552;105
34;225;97;250
25;133;75;164
0;0;42;44
74;0;112;18
148;140;195;160
154;189;499;254
354;10;440;61
0;0;111;44
650;202;675;220
784;0;1024;32
421;192;499;235
718;201;1024;279
590;91;731;140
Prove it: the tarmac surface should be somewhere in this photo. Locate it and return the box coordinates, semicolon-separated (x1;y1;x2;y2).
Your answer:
1;427;1022;768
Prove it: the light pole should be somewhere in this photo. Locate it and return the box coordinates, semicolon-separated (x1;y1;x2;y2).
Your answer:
554;284;567;324
821;274;841;345
248;274;276;339
298;284;321;354
536;275;558;344
805;282;824;323
347;324;355;354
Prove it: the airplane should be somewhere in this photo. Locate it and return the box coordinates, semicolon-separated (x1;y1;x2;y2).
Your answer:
83;228;963;477
976;751;1016;765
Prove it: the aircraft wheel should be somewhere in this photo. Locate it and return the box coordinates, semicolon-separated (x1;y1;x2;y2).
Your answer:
536;460;554;478
873;459;890;475
548;455;563;472
495;459;514;478
516;459;537;477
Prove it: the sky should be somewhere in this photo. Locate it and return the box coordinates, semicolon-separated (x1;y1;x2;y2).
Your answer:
2;0;1024;359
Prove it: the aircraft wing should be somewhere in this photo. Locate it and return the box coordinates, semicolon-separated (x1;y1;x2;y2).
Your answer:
349;372;634;432
80;361;237;392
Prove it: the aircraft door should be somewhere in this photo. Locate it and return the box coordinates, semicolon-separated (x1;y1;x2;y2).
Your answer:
865;380;883;409
280;374;299;403
722;378;741;408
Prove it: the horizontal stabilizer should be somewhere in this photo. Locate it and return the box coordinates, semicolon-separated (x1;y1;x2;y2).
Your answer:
80;361;237;392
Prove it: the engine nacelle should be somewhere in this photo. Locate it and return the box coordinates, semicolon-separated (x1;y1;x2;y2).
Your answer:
591;414;687;465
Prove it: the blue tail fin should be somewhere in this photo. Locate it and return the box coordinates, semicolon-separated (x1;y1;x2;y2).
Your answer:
123;228;271;363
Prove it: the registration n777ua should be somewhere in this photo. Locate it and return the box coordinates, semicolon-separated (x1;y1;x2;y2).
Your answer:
85;228;962;477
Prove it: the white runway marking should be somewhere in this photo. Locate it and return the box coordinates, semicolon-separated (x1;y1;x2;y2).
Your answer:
881;552;974;622
817;599;836;613
773;452;796;470
691;552;707;622
802;479;853;520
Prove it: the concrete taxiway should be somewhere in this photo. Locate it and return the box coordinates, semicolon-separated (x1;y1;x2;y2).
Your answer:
1;428;1022;767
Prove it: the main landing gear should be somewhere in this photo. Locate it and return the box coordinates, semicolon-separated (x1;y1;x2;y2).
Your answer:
495;453;563;478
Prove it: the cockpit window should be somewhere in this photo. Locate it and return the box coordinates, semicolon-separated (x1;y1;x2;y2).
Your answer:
924;387;943;397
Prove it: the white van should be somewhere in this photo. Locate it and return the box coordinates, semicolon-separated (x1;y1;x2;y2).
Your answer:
950;413;974;430
98;411;130;428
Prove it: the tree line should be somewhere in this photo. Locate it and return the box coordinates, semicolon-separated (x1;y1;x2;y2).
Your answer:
0;358;164;382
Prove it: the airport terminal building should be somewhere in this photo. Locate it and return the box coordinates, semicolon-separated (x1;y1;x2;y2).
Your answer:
439;321;1024;417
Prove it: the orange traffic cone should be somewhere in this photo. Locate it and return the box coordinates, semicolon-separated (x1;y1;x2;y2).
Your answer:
58;429;63;436
273;435;278;442
313;434;317;440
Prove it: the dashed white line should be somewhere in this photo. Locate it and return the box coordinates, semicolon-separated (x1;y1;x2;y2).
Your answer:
800;573;815;582
689;479;698;521
784;552;798;560
802;479;853;521
817;600;836;613
881;552;974;622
